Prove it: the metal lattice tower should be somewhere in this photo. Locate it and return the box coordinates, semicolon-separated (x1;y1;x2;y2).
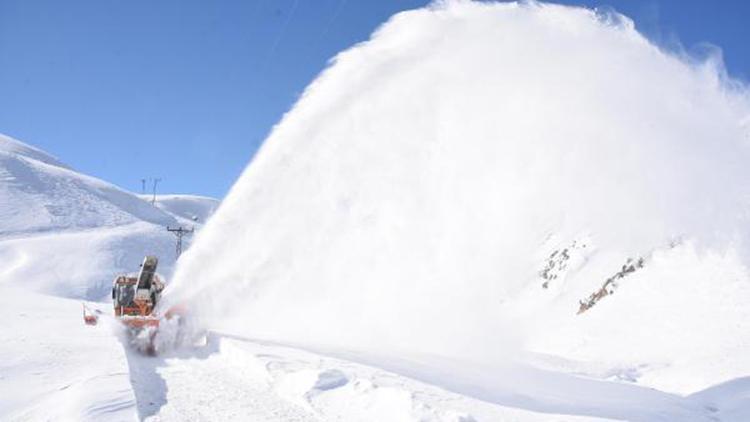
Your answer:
167;226;194;258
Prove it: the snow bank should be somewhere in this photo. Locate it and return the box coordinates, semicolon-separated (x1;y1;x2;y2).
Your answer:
0;222;178;300
0;286;136;420
166;0;750;388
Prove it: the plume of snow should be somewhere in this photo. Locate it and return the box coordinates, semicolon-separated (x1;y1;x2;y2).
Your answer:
164;1;750;366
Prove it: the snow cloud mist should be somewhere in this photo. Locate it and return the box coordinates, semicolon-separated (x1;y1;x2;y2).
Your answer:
165;1;750;364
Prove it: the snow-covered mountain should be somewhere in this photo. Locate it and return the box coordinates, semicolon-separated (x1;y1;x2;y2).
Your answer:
0;133;175;236
164;1;750;420
0;133;218;299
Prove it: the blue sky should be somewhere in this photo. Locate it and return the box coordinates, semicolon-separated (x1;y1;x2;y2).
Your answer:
1;0;748;198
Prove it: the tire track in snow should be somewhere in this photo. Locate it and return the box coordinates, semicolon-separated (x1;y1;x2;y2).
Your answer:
123;334;317;421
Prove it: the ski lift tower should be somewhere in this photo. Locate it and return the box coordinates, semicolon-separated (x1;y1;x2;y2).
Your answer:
167;226;194;258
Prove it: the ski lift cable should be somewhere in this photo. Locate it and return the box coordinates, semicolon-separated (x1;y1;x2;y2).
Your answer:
261;0;300;70
319;0;348;39
301;0;348;68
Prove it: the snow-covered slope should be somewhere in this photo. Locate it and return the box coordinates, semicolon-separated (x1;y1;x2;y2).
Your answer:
0;287;135;421
138;194;220;224
0;134;176;236
165;1;750;418
0;133;69;168
0;133;220;299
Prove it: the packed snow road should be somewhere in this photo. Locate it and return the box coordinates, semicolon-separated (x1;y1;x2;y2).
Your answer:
0;288;743;422
124;333;610;422
119;331;735;422
126;336;314;421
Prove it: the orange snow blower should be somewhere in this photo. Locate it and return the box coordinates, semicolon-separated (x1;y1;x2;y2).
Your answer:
84;255;192;354
111;255;164;330
82;256;165;353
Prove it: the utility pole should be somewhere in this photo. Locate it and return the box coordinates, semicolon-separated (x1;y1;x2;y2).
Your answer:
167;226;194;258
152;178;161;205
141;178;147;194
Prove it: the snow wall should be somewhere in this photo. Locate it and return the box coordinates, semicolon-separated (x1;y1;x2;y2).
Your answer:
166;1;750;378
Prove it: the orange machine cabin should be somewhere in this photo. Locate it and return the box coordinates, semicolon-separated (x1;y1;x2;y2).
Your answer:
111;256;164;328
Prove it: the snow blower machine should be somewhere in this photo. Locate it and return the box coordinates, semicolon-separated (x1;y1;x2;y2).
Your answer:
83;255;169;354
113;255;163;323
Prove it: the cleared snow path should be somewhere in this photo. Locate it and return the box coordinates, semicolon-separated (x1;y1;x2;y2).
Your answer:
212;336;716;422
122;332;732;421
125;337;316;421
